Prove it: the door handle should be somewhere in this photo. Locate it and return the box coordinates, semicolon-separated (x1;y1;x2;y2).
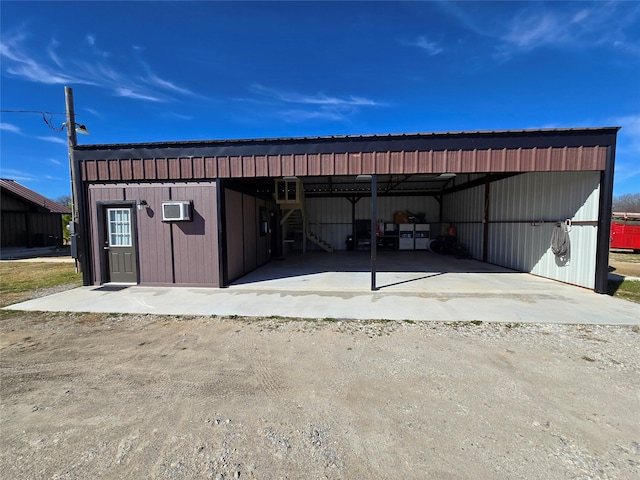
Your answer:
103;247;111;250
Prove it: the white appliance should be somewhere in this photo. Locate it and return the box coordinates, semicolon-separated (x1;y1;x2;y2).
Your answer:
161;201;192;221
414;224;430;250
399;224;415;250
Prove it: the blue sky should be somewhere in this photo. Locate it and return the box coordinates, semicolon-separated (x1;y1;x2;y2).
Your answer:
1;1;639;202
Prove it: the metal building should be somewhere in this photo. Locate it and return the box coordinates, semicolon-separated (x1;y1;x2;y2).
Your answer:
73;127;618;293
0;179;70;248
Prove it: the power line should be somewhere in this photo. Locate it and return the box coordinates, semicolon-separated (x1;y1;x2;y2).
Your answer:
1;109;73;132
1;109;66;114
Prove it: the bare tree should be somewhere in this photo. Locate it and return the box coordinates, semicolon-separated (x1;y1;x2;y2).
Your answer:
56;195;72;209
56;195;72;245
612;193;640;213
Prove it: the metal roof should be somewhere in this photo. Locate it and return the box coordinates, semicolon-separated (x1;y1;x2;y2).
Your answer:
0;179;71;214
76;126;621;150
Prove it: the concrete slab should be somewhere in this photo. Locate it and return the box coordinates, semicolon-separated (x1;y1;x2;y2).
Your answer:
4;252;639;325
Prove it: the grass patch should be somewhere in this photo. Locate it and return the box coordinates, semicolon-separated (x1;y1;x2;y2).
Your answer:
0;262;81;307
607;278;640;304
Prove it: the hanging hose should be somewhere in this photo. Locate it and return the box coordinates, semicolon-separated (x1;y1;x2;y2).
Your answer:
550;222;570;260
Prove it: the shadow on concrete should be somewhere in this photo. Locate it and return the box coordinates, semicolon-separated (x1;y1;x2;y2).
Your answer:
231;251;516;288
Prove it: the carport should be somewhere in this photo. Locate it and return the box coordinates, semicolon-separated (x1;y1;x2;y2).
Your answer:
73;127;618;293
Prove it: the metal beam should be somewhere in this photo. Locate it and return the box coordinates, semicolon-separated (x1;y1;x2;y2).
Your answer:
371;174;378;291
440;173;521;195
595;145;616;294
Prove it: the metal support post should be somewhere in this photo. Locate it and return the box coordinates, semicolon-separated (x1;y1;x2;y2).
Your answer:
370;174;378;291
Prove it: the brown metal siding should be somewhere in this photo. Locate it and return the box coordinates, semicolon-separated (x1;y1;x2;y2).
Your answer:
307;153;320;176
256;199;269;265
205;157;217;177
218;156;230;178
88;182;219;287
124;185;173;285
243;195;257;272
348;152;362;175
80;145;608;182
241;155;254;177
362;152;375;174
294;154;307;176
0;206;63;248
225;189;244;282
1;212;27;247
281;154;294;176
170;184;218;286
223;189;274;284
255;155;268;177
230;156;242;177
121;159;133;180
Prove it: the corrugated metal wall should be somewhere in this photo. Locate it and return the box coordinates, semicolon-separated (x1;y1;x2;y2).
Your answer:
1;192;64;248
488;171;600;289
306;196;440;251
442;185;485;259
443;171;601;289
81;144;608;181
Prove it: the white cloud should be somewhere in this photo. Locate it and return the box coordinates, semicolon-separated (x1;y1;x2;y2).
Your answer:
403;36;443;56
83;107;103;119
500;4;640;59
612;114;640;155
615;162;640;182
115;87;163;103
0;122;22;134
280;109;347;122
145;71;195;97
159;112;194;121
250;84;381;107
0;168;38;182
37;135;67;145
440;1;640;61
48;158;63;165
247;84;384;123
0;27;196;103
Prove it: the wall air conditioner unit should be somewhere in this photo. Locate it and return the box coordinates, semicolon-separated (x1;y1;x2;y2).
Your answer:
161;201;192;222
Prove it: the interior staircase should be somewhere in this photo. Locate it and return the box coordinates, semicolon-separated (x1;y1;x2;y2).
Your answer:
277;179;333;253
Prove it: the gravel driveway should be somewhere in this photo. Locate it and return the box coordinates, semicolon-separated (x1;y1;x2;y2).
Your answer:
1;311;638;479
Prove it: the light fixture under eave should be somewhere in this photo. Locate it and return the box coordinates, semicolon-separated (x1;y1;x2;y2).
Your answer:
62;121;90;135
75;123;90;135
439;173;456;178
355;174;372;181
282;176;298;181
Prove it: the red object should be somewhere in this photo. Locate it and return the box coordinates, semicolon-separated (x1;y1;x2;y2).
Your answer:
610;214;640;251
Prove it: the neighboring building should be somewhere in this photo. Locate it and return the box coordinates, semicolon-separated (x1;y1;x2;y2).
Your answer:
0;179;70;248
73;127;618;293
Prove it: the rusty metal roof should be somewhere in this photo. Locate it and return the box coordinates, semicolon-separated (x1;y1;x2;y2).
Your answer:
0;179;71;214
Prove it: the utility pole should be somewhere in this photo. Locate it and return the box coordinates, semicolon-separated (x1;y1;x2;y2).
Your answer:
65;86;84;278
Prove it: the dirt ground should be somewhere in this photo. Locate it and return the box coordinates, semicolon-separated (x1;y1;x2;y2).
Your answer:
610;251;640;278
1;311;638;480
